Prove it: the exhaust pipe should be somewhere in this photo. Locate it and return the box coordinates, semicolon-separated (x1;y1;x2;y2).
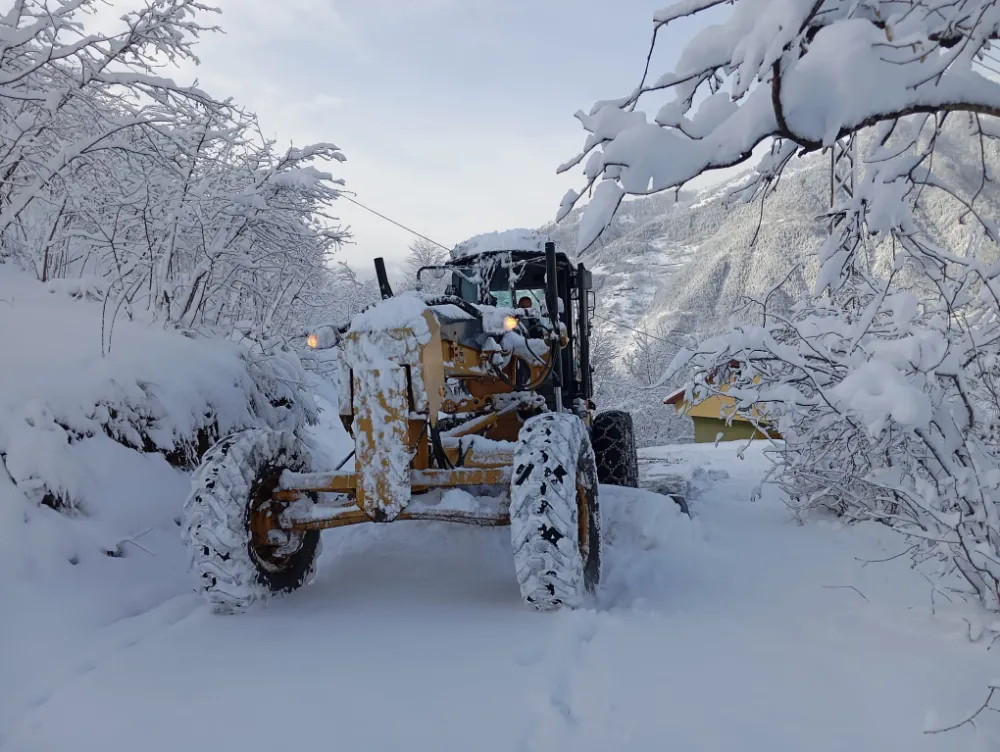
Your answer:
374;257;394;299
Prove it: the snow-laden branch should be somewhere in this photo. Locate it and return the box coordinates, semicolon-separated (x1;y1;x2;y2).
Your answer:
560;0;1000;254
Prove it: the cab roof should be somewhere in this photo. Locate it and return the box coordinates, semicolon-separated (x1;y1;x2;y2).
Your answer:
449;228;553;260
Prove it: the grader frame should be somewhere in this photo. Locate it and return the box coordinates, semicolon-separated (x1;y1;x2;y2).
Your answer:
266;243;589;530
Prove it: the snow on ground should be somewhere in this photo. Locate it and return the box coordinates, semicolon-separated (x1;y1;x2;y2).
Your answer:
5;432;999;751
1;266;996;751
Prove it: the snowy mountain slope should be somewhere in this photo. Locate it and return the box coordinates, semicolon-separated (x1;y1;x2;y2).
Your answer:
545;121;1000;346
4;440;996;751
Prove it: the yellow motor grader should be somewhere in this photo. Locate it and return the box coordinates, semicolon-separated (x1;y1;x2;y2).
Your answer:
182;233;639;613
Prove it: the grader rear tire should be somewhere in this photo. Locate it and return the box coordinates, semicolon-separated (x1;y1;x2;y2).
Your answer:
510;412;601;610
592;409;639;488
182;429;321;614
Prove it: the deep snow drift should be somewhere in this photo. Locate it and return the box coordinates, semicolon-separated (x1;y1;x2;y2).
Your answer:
5;436;999;751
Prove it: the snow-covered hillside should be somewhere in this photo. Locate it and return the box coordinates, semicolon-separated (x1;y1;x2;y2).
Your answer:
4;437;996;751
539;122;1000;447
546;122;1000;347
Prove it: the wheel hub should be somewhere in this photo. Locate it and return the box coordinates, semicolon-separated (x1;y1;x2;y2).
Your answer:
248;469;305;573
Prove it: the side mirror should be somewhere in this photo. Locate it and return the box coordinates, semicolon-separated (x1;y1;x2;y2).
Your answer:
417;265;449;285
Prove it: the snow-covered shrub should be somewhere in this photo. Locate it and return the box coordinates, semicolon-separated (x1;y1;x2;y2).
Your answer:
559;1;1000;611
0;0;349;347
0;265;319;513
0;1;351;515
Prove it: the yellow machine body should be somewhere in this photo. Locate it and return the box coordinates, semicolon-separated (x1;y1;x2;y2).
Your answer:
274;302;563;531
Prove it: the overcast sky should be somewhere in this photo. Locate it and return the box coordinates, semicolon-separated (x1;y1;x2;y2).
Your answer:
94;1;734;276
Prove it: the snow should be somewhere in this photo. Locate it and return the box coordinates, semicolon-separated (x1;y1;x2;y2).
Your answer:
429;303;476;322
0;266;311;512
830;360;933;435
409;487;502;516
347;291;431;335
3;251;999;749
0;262;328;727
451;228;553;259
501;330;551;365
5;432;998;750
351;365;413;521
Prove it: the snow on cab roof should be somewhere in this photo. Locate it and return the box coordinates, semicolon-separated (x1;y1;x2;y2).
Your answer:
450;228;552;260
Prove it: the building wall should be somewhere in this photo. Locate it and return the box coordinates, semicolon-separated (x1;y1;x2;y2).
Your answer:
692;417;774;443
683;392;770;423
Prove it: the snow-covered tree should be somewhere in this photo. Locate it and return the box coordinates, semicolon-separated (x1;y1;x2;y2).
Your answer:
396;236;449;294
558;0;1000;255
589;323;621;397
560;1;1000;612
405;237;448;278
0;0;350;352
622;323;674;387
329;261;379;321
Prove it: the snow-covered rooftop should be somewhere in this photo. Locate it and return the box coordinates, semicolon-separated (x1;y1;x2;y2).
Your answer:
450;228;553;260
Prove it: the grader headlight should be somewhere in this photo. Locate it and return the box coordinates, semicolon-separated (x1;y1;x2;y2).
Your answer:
305;325;342;350
503;315;519;331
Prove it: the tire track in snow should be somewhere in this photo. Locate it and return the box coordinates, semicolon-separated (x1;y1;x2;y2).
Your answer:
518;608;634;752
8;593;200;740
513;483;697;750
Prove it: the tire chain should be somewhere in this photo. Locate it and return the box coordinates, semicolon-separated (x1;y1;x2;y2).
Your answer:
592;410;639;488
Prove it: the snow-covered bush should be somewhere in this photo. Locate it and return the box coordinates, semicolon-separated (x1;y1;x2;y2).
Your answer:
560;1;1000;611
0;0;349;346
0;2;348;515
0;267;319;512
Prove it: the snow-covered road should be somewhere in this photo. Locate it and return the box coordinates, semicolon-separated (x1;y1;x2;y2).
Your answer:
4;443;997;751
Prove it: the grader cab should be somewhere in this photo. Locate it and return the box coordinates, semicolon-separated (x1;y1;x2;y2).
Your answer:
182;231;639;614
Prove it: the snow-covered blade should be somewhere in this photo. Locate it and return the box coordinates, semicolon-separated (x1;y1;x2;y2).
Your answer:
337;293;439;521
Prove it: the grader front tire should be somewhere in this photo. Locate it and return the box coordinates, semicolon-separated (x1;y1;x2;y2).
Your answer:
182;429;321;614
510;412;601;610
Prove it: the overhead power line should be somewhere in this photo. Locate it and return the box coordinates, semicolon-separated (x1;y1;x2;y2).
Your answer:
338;192;451;251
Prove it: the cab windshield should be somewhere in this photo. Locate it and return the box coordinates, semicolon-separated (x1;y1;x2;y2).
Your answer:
453;265;545;310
